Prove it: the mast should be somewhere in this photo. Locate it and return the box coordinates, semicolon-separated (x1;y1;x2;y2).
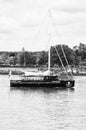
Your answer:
22;47;26;67
48;10;51;75
48;35;51;74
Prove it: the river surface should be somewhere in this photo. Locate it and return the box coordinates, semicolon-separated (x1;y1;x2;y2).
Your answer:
0;75;86;130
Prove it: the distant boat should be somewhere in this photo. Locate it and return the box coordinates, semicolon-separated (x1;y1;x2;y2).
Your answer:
73;69;86;76
10;11;75;88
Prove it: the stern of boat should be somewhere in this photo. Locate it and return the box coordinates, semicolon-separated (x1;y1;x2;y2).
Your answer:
60;80;75;88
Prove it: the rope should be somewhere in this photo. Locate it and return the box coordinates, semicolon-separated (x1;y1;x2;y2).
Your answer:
49;10;73;79
54;46;69;79
61;45;73;78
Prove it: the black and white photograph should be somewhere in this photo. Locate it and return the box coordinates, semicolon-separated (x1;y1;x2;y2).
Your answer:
0;0;86;129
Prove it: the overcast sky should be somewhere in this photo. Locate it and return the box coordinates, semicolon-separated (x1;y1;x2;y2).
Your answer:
0;0;86;51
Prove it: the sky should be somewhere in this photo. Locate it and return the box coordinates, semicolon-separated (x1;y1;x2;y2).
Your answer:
0;0;86;51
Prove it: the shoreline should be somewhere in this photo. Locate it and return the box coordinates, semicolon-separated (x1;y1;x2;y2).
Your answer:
0;69;24;75
0;67;86;76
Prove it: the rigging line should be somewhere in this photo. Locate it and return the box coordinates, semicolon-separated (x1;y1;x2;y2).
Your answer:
49;12;65;63
49;10;61;38
54;46;69;79
49;11;70;78
49;10;65;69
61;45;73;78
34;14;48;41
51;13;73;78
49;11;72;78
54;46;65;69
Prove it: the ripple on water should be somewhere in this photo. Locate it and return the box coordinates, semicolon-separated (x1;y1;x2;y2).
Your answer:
0;75;86;130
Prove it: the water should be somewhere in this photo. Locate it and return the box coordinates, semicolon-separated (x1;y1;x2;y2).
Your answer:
0;75;86;130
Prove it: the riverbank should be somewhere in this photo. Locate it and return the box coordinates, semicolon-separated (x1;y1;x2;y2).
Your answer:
0;67;26;75
0;67;60;75
1;67;86;76
0;70;24;75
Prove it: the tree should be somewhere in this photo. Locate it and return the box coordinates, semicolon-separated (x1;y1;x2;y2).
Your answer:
74;43;86;62
36;51;48;66
51;45;76;67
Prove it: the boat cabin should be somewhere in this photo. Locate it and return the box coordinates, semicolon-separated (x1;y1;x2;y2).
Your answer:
21;75;58;82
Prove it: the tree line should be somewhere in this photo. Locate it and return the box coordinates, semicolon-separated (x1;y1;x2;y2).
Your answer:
0;43;86;68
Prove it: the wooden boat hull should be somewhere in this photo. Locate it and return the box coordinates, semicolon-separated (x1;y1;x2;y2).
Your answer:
10;80;75;88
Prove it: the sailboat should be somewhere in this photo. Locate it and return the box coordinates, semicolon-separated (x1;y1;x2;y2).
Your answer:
10;12;75;88
10;45;75;88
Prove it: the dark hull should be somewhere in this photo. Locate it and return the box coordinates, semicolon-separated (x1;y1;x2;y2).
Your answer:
10;80;75;88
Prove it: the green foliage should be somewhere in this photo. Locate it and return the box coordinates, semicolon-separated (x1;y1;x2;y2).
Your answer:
0;43;86;67
51;45;76;67
36;51;48;66
74;43;86;64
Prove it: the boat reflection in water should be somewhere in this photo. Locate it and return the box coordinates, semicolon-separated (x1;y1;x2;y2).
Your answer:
10;85;75;93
